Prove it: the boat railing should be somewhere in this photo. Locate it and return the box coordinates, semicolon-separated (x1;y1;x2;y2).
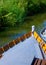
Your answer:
0;31;32;56
0;25;46;59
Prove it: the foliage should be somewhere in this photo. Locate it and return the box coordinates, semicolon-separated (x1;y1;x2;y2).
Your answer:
0;0;46;30
0;0;28;28
27;0;46;16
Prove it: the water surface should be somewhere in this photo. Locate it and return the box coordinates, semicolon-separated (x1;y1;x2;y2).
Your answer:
0;13;46;47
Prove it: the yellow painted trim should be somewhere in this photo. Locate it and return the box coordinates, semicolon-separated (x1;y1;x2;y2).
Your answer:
34;31;46;54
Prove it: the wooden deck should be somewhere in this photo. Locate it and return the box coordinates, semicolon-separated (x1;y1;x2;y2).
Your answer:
32;58;46;65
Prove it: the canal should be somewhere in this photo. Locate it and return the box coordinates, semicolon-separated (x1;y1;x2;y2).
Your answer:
0;13;46;47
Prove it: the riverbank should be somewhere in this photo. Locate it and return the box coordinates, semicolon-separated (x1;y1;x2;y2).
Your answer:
0;13;46;47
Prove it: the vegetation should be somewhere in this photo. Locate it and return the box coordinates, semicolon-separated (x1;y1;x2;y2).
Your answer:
0;0;46;30
0;0;28;28
27;0;46;16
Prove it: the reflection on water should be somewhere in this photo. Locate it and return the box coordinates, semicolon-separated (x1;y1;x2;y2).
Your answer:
43;20;46;27
0;13;46;47
36;20;46;34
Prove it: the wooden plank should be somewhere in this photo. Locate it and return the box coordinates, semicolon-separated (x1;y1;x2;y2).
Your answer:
0;47;4;54
41;60;46;65
0;54;3;59
28;31;32;36
17;37;21;42
14;38;21;44
34;59;39;65
3;44;10;52
9;41;15;48
20;35;26;41
37;60;42;65
34;59;46;65
26;31;32;38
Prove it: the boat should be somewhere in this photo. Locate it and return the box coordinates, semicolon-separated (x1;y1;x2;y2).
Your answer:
40;28;46;41
0;26;46;65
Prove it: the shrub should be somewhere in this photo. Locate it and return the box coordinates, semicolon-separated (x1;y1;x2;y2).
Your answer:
0;0;28;27
27;0;46;16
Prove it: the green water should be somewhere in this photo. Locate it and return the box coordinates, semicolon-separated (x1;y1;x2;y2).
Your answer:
0;13;46;47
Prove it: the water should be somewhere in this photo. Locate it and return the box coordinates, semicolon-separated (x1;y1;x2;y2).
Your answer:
36;20;46;34
0;13;46;47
